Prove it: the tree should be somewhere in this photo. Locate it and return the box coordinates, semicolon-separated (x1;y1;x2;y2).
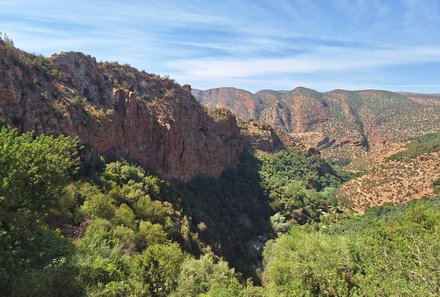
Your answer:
263;228;359;296
133;243;186;297
172;253;242;297
0;126;79;295
0;32;14;47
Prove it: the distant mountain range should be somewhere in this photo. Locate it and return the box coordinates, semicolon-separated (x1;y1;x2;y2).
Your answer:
193;87;440;160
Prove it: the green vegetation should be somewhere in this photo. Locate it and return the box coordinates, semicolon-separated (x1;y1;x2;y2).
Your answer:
387;132;440;161
207;107;234;120
434;179;440;194
0;126;80;296
0;32;14;47
0;126;247;296
260;150;342;225
1;36;59;78
70;96;89;109
1;125;438;296
263;194;440;296
172;254;242;297
177;152;271;278
53;100;67;118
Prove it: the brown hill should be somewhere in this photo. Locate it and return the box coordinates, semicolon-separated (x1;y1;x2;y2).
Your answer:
0;41;245;181
337;151;440;212
337;132;440;211
193;87;440;160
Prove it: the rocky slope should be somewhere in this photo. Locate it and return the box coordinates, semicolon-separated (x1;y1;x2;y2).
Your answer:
0;41;245;181
238;119;302;155
337;151;440;212
194;87;440;160
336;132;440;211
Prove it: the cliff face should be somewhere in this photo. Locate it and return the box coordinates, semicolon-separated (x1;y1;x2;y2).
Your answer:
0;42;244;181
238;119;303;154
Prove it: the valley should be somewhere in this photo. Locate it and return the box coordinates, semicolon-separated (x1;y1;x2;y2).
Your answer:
0;38;440;296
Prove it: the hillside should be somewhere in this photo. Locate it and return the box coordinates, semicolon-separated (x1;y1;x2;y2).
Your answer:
338;132;440;211
0;40;245;181
193;87;440;160
262;193;440;296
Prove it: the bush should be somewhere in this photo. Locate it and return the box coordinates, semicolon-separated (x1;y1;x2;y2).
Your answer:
0;126;79;295
172;254;242;297
70;96;88;109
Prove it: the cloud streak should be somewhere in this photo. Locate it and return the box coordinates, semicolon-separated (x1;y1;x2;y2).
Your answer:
170;45;440;79
0;0;439;93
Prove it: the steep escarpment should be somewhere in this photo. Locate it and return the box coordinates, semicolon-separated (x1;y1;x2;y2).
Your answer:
194;87;440;160
0;41;244;181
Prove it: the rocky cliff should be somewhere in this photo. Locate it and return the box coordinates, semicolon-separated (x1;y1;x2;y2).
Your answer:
238;119;302;155
0;41;244;181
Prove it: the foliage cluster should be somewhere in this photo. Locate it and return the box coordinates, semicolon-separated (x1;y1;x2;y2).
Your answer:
0;126;79;296
0;32;14;47
177;152;272;278
0;126;245;297
207;107;233;120
1;39;59;77
262;194;440;296
70;96;89;109
259;150;342;226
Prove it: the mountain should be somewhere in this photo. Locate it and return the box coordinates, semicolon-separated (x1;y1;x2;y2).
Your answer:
336;132;440;211
0;40;245;181
193;87;440;160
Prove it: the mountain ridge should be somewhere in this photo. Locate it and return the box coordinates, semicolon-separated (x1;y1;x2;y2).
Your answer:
193;86;440;160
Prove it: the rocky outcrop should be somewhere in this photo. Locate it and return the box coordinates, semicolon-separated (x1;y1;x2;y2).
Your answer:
239;120;286;154
238;119;313;154
0;41;245;181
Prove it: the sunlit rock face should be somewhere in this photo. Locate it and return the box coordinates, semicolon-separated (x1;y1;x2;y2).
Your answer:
0;43;245;181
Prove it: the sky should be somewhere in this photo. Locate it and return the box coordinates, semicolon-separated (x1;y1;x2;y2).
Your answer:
0;0;440;93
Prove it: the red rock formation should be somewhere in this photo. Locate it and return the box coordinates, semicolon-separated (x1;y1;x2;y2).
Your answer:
0;42;244;181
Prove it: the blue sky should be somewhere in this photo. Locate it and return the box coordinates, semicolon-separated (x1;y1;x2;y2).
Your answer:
1;0;440;93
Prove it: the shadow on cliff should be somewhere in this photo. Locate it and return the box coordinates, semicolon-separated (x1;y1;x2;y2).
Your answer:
176;150;273;281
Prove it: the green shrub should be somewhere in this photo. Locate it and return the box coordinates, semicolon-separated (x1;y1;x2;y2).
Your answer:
70;96;88;109
53;100;67;119
172;254;242;297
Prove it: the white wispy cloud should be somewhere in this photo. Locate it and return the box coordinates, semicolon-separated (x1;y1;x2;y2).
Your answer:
169;45;440;79
0;0;439;93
